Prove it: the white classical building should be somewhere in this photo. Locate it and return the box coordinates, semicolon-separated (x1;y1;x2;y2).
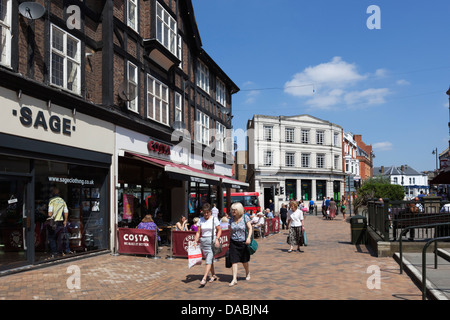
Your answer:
246;115;345;212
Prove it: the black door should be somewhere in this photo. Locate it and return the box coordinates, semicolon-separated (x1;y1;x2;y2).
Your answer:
0;175;32;270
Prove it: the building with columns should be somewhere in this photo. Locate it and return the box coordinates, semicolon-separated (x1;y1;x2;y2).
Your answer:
246;115;345;212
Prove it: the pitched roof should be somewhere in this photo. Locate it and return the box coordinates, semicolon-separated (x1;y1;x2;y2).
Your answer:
374;165;422;176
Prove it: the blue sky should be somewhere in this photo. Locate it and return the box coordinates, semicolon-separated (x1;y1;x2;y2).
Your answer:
192;0;450;172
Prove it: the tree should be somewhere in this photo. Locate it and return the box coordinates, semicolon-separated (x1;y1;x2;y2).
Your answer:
354;177;404;212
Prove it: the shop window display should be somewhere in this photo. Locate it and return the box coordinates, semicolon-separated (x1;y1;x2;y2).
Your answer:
34;160;108;261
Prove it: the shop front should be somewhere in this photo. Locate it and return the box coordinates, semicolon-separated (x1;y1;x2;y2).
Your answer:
114;127;247;253
0;88;114;272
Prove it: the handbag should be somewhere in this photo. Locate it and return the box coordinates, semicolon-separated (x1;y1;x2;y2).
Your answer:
303;228;308;246
245;216;258;255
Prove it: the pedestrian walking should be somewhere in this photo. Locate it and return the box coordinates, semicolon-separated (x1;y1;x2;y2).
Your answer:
279;203;288;230
309;199;315;214
286;200;305;253
321;197;327;219
341;196;347;222
328;198;337;220
194;203;222;286
228;202;252;287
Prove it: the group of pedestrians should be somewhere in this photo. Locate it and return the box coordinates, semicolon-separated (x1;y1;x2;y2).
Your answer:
193;202;252;287
321;196;348;221
191;195;351;287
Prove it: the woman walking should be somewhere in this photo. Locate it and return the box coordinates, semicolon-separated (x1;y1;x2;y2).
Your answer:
287;200;305;253
228;202;253;287
194;203;222;286
341;196;347;222
328;198;337;220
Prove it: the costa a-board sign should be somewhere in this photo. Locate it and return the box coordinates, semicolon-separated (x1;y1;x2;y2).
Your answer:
118;228;156;255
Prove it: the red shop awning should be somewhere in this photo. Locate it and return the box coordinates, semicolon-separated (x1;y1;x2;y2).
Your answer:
125;152;248;189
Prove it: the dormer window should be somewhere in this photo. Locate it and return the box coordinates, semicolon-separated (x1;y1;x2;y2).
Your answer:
196;61;209;93
156;2;177;57
216;79;226;106
127;0;138;31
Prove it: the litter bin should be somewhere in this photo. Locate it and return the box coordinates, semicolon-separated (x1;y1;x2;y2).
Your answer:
350;215;367;245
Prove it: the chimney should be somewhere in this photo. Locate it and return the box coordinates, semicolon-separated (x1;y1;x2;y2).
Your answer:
401;165;405;172
381;166;384;174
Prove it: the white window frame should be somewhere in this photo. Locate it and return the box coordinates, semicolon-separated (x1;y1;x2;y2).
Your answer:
127;0;138;31
264;150;273;167
285;152;295;167
334;155;340;170
177;34;182;68
317;154;325;169
301;129;310;144
174;92;182;122
0;0;12;68
301;153;310;168
156;2;177;57
216;78;226;106
196;110;210;145
196;60;210;93
216;122;226;152
334;132;339;147
127;61;138;113
263;126;273;141
147;74;169;125
50;24;81;94
316;130;325;145
285;128;294;143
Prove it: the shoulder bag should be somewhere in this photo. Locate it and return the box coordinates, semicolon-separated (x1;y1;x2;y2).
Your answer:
245;216;258;255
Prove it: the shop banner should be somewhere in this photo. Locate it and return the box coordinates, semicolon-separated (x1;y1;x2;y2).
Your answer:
264;218;270;237
118;228;156;255
172;229;229;258
272;217;280;233
123;194;134;220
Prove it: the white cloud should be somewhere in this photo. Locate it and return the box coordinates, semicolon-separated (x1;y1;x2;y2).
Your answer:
373;142;393;151
344;88;390;106
241;81;260;104
284;57;390;109
374;68;388;78
245;90;260;104
284;56;366;98
396;79;410;85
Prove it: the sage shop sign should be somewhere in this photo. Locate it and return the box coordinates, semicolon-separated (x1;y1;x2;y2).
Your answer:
13;107;75;136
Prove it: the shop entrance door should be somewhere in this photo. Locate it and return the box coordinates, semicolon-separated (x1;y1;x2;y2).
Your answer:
0;175;32;270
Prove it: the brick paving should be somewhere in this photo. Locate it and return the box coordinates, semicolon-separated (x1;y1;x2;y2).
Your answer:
0;213;422;301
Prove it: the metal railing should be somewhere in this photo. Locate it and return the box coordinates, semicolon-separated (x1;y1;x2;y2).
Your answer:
421;236;450;300
366;199;450;241
397;222;450;300
398;222;450;274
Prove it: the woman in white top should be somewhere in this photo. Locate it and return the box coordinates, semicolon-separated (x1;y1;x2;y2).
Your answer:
194;203;222;286
287;200;305;253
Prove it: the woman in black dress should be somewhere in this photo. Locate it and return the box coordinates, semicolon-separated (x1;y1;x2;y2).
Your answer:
228;202;253;287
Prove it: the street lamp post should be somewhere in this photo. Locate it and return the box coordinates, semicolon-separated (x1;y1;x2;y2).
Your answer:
432;148;438;171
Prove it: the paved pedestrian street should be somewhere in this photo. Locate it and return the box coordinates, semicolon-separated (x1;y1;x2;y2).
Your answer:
0;213;422;303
